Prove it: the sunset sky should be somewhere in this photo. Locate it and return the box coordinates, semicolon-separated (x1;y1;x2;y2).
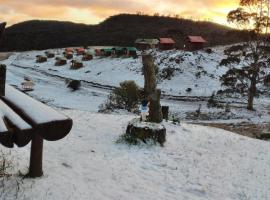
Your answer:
0;0;239;26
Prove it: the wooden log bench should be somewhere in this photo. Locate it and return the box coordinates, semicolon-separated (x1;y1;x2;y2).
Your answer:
0;65;73;177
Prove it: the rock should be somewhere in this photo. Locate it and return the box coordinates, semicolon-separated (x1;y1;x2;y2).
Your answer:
126;118;166;146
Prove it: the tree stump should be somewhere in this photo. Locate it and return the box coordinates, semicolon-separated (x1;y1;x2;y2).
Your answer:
126;118;166;146
162;106;169;121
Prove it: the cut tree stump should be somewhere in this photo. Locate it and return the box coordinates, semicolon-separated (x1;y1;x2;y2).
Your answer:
126;118;166;146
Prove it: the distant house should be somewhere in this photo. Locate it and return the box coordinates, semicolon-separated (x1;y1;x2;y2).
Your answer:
185;36;207;51
112;47;125;57
124;47;137;57
75;47;85;55
159;38;175;50
101;48;113;57
135;39;159;50
65;48;74;54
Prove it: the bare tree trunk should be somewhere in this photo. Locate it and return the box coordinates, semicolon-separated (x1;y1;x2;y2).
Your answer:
142;54;163;123
247;76;256;110
0;64;6;96
28;133;43;178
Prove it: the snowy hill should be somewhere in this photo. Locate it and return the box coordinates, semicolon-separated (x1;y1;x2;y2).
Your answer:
2;111;270;200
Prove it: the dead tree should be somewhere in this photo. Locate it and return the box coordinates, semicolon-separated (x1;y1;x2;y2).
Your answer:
142;54;163;123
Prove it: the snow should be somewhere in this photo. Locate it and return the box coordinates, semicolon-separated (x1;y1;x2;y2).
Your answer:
0;100;31;132
1;111;270;200
4;85;69;124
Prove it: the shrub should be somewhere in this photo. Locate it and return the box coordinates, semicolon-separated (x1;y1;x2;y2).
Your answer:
99;80;140;112
67;80;81;91
207;92;224;108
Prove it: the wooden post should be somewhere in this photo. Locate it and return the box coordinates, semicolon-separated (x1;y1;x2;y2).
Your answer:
142;54;163;123
0;64;6;96
162;106;169;121
28;133;43;178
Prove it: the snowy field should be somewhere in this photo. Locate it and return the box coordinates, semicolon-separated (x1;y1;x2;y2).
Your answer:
1;46;270;122
0;47;270;200
1;111;270;200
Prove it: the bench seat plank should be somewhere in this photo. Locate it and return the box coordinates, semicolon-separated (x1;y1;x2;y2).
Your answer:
2;85;72;141
0;99;32;148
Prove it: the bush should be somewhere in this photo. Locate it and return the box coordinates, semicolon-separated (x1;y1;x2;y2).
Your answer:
99;80;140;112
207;92;224;108
67;80;81;91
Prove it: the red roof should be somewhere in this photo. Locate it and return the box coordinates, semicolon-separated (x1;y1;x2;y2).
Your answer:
159;38;175;44
188;36;207;43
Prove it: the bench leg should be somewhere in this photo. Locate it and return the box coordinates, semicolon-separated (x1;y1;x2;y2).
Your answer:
28;133;43;178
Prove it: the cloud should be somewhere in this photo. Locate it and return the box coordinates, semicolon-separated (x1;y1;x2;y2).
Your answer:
0;0;239;26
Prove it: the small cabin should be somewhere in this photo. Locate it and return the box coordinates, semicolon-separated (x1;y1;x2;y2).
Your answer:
63;52;73;60
135;39;159;50
65;48;74;54
185;36;207;51
124;47;137;57
71;60;83;70
112;47;125;57
36;55;47;63
101;49;113;57
76;47;85;55
159;38;175;50
82;51;93;61
55;57;67;66
21;80;35;91
45;51;55;58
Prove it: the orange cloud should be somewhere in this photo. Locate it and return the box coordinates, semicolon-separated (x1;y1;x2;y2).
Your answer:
0;0;240;26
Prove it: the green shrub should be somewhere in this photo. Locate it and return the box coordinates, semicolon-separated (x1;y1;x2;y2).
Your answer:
99;80;140;112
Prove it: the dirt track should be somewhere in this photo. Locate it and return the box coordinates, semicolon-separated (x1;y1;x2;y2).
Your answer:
199;122;270;140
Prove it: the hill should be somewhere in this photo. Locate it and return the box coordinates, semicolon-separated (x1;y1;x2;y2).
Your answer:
0;14;247;51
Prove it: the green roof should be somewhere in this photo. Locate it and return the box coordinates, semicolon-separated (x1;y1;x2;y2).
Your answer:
101;49;112;52
135;39;159;45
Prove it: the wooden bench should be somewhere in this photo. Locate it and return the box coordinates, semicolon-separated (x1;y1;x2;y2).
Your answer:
0;65;73;177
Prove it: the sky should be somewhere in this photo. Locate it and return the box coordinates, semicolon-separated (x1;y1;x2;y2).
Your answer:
0;0;239;26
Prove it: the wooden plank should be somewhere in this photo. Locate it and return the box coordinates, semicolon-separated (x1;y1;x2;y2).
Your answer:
0;100;33;147
2;85;72;141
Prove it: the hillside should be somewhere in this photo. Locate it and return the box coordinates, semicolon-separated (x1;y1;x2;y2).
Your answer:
0;14;248;51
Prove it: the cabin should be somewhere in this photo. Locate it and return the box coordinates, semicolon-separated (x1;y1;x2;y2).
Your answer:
185;36;207;51
55;57;67;66
76;47;85;55
71;60;83;70
124;47;137;57
65;48;74;54
112;47;125;57
45;51;55;58
21;80;35;91
63;52;73;59
95;49;102;56
159;38;175;50
101;49;113;57
36;55;47;63
82;51;93;61
135;39;159;50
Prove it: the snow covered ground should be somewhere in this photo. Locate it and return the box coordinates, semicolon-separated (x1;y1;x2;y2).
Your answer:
0;47;270;199
1;111;270;200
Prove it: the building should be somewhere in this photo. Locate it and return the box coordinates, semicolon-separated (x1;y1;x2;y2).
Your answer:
159;38;175;50
185;36;207;51
135;39;159;50
124;47;138;57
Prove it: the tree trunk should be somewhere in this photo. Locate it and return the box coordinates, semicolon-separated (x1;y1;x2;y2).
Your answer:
142;54;163;123
28;133;43;178
247;76;256;111
0;64;6;96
